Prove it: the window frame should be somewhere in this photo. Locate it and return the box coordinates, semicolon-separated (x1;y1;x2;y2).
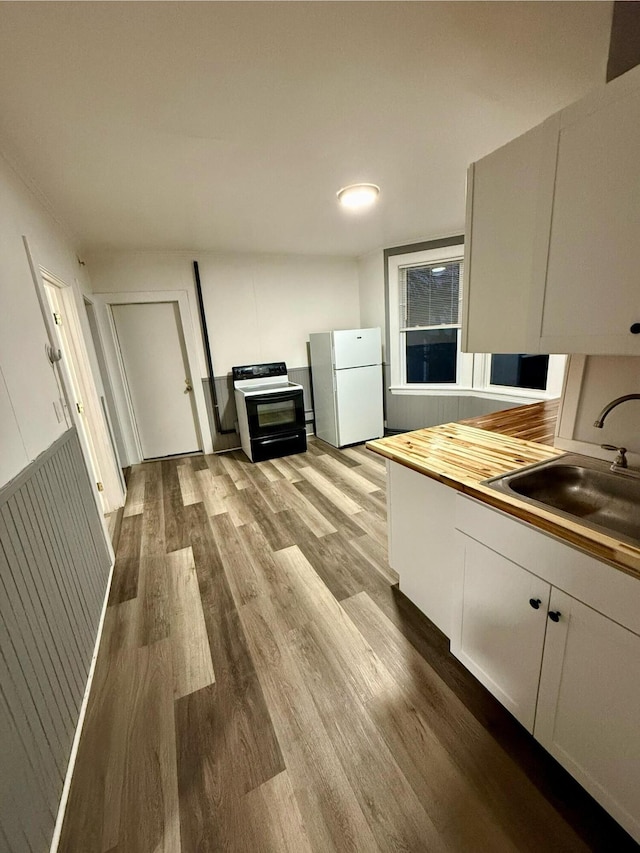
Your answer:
388;244;472;392
387;242;566;401
474;352;567;400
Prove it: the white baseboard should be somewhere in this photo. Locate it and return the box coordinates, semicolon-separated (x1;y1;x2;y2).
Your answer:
49;559;115;853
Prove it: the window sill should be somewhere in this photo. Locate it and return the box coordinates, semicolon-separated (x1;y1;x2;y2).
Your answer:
388;385;552;405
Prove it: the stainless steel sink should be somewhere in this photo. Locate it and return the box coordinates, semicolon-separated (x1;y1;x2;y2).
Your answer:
484;453;640;547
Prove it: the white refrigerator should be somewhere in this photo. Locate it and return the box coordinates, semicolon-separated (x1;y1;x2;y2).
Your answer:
309;327;384;447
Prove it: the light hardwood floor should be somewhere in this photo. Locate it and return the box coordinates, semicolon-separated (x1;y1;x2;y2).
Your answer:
60;439;635;852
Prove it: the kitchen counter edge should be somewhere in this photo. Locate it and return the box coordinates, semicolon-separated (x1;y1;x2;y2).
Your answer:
366;424;640;581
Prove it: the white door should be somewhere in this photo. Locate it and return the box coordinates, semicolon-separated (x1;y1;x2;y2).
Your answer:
45;282;124;513
332;328;381;369
334;364;384;446
452;537;550;732
535;590;640;842
112;302;201;459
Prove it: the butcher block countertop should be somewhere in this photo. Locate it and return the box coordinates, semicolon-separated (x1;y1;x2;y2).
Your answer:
367;399;640;580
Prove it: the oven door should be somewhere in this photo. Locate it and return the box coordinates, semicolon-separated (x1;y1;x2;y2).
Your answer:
245;389;305;438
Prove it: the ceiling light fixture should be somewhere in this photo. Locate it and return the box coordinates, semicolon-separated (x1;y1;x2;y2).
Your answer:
337;183;380;210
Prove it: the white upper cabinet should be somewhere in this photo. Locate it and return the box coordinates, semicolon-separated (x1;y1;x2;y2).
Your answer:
463;63;640;356
541;79;640;353
463;116;559;354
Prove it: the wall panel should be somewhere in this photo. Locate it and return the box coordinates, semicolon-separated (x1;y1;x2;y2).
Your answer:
0;428;111;852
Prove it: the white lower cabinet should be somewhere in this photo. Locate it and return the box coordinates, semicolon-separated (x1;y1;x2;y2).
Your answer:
387;461;459;638
454;496;640;843
386;466;640;841
453;538;550;731
535;589;640;841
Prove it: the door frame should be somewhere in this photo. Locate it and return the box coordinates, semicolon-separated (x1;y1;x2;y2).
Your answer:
41;274;126;514
23;236;117;562
83;295;127;494
93;290;213;464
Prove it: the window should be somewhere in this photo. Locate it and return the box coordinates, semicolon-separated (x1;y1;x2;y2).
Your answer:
401;261;461;383
490;354;549;391
478;352;566;398
406;328;458;383
387;241;565;400
389;243;472;389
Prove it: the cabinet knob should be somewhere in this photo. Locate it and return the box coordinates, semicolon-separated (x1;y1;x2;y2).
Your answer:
630;323;640;335
548;610;561;623
529;598;541;610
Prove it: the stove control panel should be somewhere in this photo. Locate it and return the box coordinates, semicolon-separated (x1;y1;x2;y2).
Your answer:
232;362;287;382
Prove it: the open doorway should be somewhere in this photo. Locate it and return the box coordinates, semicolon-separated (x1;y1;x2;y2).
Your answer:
42;272;125;514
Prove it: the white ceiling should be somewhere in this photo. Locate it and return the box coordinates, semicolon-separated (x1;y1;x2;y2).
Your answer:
0;2;612;258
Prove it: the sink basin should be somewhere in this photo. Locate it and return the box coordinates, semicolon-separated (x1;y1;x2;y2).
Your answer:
485;454;640;547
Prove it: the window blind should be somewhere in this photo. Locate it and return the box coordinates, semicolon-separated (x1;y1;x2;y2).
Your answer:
399;261;462;329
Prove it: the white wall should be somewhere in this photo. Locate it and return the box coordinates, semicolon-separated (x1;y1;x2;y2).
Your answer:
85;251;208;379
0;152;92;486
199;253;359;373
357;250;386;360
570;356;640;458
87;250;360;375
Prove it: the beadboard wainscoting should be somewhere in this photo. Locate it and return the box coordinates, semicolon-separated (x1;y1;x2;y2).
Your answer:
204;364;512;446
203;363;513;447
383;364;515;433
386;392;512;433
201;377;237;452
288;365;314;429
0;428;112;853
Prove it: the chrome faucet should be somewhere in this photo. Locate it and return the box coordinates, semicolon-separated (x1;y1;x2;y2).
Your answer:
593;393;640;477
593;394;640;428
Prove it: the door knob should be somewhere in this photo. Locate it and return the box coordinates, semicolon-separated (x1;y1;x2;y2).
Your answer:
548;611;561;623
529;598;541;610
184;379;193;393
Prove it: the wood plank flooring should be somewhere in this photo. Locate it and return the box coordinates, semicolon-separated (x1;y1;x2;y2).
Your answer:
60;439;636;852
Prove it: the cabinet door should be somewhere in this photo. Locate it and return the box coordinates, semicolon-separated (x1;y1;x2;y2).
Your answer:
535;589;640;843
541;82;640;355
452;537;550;731
463;115;559;354
388;462;459;638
